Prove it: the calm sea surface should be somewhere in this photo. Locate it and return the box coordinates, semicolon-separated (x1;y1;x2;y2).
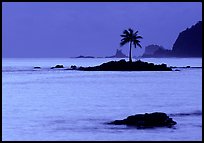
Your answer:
2;58;202;141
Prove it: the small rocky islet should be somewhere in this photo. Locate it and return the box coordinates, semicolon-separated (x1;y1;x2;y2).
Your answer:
51;65;64;69
36;60;172;71
108;112;177;128
77;60;172;71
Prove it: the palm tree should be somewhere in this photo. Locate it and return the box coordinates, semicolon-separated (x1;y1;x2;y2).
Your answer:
120;28;143;62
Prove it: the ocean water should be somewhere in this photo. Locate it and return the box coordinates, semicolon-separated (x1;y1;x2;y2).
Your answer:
2;58;202;141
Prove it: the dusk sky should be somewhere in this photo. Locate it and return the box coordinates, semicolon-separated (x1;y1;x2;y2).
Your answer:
2;2;202;58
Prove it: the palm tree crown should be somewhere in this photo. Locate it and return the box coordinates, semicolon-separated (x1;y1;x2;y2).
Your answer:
120;28;143;62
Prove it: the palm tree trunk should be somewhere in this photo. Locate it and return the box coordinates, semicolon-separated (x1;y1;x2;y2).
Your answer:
129;41;132;62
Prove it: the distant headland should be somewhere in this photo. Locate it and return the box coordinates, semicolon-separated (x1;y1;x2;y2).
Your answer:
142;21;202;58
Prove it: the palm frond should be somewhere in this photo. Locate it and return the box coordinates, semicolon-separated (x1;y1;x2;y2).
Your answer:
123;30;129;35
136;36;143;39
121;37;129;42
133;40;137;48
133;39;140;43
120;28;142;48
128;28;133;35
136;42;142;48
133;40;142;48
120;34;128;38
120;39;129;46
134;31;138;35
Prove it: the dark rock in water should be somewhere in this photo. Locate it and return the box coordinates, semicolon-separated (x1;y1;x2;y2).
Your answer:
78;60;172;71
34;67;41;69
186;66;190;68
71;65;77;70
55;65;64;68
51;65;64;69
175;69;180;71
108;112;177;128
75;55;95;58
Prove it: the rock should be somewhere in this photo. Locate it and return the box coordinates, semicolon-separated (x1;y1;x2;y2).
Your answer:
186;66;190;68
108;112;177;128
34;67;41;69
105;49;128;58
78;60;172;71
144;44;162;55
75;55;95;58
51;65;64;69
71;65;77;70
142;44;172;58
175;69;180;71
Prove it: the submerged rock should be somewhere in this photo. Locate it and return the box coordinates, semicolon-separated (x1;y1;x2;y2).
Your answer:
108;112;177;128
34;67;41;69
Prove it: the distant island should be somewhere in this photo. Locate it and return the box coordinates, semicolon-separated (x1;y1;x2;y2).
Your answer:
142;21;202;58
105;49;128;58
142;44;172;58
73;49;127;59
75;55;95;58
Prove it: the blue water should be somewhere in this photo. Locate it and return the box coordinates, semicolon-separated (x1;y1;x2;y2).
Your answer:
2;58;202;141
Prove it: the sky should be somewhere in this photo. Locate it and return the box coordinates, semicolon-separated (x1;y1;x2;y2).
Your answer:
2;2;202;58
